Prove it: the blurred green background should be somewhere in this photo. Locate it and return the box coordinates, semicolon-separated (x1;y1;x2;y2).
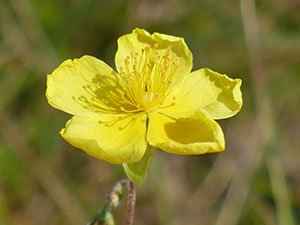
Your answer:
0;0;299;224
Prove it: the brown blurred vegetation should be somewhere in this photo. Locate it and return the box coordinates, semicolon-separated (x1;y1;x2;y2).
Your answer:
0;0;300;224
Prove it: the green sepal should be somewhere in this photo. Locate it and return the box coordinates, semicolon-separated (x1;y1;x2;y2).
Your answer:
123;145;156;186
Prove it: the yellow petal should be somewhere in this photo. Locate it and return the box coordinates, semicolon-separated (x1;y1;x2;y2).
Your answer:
147;110;225;155
60;112;147;164
115;28;193;88
46;55;126;115
161;68;242;119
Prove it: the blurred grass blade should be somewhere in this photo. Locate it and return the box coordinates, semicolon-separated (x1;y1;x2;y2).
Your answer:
267;155;295;225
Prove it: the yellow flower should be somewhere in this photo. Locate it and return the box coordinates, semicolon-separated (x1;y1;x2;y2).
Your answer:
46;28;242;164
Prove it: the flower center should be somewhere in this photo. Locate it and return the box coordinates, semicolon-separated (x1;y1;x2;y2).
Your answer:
118;43;179;113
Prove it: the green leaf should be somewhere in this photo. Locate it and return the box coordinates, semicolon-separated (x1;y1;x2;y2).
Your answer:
123;145;156;186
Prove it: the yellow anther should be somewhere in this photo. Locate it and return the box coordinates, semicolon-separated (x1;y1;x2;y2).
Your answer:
133;65;138;73
163;49;171;58
124;56;130;64
154;43;159;48
119;89;125;96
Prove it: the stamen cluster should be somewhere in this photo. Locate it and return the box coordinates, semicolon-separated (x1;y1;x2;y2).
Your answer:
118;43;179;113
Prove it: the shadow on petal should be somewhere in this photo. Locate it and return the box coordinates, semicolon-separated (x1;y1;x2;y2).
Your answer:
72;72;134;114
164;117;217;145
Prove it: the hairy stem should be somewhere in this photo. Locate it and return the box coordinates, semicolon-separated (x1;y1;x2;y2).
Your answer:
86;179;136;225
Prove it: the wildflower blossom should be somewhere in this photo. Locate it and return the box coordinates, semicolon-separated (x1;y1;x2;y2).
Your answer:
46;28;242;164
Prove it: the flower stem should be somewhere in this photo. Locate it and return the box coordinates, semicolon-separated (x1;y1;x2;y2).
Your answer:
126;180;136;225
86;179;136;225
